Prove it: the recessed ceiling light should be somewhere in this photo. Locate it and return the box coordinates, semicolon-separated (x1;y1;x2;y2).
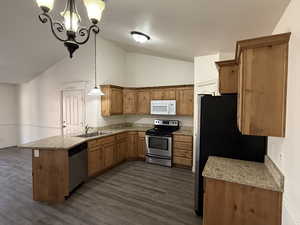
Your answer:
130;31;151;43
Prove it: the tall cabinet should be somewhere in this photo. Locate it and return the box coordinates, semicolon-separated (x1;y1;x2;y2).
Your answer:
216;32;291;137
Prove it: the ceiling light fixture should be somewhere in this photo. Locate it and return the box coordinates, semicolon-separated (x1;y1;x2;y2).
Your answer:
35;0;106;58
131;31;151;43
88;32;104;96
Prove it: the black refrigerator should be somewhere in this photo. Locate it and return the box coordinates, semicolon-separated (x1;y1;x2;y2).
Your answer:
194;94;267;216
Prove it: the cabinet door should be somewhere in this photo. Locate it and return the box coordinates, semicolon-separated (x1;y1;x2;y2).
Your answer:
138;137;146;159
239;44;288;137
88;149;100;177
119;140;128;161
128;133;138;159
137;90;150;114
176;87;194;116
103;144;114;169
110;88;123;115
123;89;137;114
219;65;238;94
151;88;176;100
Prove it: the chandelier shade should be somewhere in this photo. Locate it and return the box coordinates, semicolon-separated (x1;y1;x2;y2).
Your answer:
36;0;54;11
84;0;106;22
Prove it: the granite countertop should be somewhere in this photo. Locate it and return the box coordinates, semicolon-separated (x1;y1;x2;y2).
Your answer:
18;125;152;150
173;128;193;136
202;156;283;192
19;124;193;150
19;136;87;150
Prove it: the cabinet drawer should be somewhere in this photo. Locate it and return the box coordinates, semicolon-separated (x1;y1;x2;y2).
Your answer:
88;140;98;148
88;146;100;152
173;141;193;150
116;132;128;141
99;135;115;145
173;135;193;143
173;149;193;159
138;132;145;138
173;157;192;167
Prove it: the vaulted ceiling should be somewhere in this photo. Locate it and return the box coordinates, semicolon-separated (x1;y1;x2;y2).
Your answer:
0;0;290;83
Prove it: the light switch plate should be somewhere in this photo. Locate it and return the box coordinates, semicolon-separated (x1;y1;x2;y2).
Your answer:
34;149;39;158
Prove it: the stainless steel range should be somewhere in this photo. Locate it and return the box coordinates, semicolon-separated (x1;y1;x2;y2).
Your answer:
145;120;180;167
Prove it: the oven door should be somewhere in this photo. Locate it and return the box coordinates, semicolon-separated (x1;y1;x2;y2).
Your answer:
145;135;172;158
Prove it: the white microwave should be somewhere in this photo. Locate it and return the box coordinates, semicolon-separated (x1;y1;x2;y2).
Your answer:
150;100;176;115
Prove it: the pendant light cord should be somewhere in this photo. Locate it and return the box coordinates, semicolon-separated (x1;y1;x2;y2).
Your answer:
94;31;97;88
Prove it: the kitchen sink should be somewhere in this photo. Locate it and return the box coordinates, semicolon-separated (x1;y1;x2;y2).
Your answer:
76;131;112;138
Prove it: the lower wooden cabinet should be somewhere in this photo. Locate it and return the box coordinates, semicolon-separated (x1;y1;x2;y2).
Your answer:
87;131;192;178
88;148;101;177
127;132;139;159
203;178;282;225
173;134;193;168
138;132;146;159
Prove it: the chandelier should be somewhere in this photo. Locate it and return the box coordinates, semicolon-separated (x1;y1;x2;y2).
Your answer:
35;0;106;58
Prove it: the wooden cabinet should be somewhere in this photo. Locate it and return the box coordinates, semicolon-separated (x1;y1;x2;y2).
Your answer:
173;134;193;168
101;85;194;117
123;89;137;114
203;178;282;225
137;90;151;114
88;139;102;177
115;133;128;164
127;132;139;159
138;132;146;159
176;87;194;116
151;88;176;100
101;85;123;116
215;60;238;94
236;33;290;137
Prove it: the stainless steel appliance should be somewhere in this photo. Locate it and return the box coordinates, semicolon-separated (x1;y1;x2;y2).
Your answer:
145;120;180;167
68;143;88;192
150;100;176;115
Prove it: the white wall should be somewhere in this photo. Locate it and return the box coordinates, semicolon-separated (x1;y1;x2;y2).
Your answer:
267;1;300;225
0;83;19;148
19;37;127;144
124;53;194;127
125;53;194;87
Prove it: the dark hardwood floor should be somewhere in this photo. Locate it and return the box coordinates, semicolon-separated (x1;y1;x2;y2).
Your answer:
0;148;202;225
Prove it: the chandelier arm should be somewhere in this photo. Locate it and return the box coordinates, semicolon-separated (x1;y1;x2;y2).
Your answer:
73;25;100;45
38;13;68;42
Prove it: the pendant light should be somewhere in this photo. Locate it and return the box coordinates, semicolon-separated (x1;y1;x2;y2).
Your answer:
88;32;104;96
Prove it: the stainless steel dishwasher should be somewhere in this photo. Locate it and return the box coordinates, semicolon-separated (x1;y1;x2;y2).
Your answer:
68;142;88;193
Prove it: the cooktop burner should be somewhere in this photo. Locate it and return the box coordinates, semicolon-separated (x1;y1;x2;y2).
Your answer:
145;120;180;137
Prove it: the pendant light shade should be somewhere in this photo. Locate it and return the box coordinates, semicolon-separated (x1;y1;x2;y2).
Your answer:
84;0;106;23
88;86;104;96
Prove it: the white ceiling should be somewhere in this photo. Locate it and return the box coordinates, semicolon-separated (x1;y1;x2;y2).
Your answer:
0;0;290;84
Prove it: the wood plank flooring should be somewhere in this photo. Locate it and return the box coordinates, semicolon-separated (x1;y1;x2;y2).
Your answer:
0;148;202;225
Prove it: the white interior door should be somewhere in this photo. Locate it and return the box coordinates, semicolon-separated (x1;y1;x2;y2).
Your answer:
62;89;85;135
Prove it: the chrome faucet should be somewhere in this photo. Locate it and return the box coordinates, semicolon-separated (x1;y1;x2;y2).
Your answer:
84;125;92;135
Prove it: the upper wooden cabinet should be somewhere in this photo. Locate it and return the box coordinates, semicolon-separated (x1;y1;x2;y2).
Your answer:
176;87;194;116
215;60;238;94
151;88;176;100
101;85;123;116
123;89;137;114
101;84;194;117
137;90;151;114
237;33;290;137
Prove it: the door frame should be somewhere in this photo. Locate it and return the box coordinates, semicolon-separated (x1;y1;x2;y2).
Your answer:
60;81;88;136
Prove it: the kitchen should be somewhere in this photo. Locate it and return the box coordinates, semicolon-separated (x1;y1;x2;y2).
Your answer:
0;0;299;225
